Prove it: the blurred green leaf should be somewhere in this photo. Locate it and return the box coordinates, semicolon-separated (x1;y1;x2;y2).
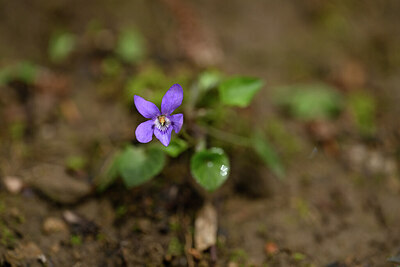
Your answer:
198;69;223;93
0;61;39;86
66;156;87;171
276;83;342;121
252;132;285;179
95;151;123;192
124;65;167;104
191;147;230;192
49;31;76;63
219;77;263;107
265;118;303;157
115;29;146;63
292;252;306;261
167;237;183;256
347;91;376;136
119;145;166;188
163;138;188;158
70;235;82;246
9;121;26;140
101;57;123;76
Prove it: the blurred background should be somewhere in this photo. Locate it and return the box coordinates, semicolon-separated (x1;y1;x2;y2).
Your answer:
0;0;400;266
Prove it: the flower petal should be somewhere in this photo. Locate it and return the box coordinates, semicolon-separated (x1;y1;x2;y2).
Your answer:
135;120;154;143
169;113;183;133
154;127;173;147
134;95;160;119
161;84;183;115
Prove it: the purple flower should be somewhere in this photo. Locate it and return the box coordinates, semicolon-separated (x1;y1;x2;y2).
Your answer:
134;84;184;147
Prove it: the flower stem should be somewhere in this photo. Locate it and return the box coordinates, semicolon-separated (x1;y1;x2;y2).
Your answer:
201;125;252;147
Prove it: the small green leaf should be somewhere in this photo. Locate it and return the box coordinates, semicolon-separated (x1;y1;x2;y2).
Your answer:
66;156;87;171
49;31;76;63
190;147;230;192
0;61;39;86
252;132;285;179
292;252;306;261
119;145;166;188
115;29;146;63
219;77;263;107
163;138;188;158
276;83;342;121
95;151;123;192
198;70;223;92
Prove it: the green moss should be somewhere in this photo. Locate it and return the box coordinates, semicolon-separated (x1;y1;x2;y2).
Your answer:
70;235;82;246
167;237;183;256
0;222;16;247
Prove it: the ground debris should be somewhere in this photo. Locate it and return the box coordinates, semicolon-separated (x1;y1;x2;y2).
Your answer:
2;242;44;267
42;217;68;234
264;242;279;255
63;210;99;237
26;164;91;204
195;202;217;251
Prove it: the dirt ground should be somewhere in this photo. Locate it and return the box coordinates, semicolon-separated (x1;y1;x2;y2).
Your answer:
1;0;400;266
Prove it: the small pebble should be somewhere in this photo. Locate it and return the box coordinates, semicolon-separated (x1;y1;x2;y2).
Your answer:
43;217;68;234
3;176;24;194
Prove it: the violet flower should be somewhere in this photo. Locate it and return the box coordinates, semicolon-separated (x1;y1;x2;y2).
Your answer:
134;84;184;147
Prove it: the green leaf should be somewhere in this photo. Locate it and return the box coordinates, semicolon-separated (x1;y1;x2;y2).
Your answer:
198;69;223;92
163;138;188;158
124;65;167;104
119;145;166;188
94;151;123;192
252;132;285;179
219;77;263;107
115;29;146;63
276;83;342;121
190;147;230;192
66;156;87;171
0;61;39;86
49;32;76;63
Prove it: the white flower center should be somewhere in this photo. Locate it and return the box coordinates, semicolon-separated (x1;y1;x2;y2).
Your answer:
154;115;171;132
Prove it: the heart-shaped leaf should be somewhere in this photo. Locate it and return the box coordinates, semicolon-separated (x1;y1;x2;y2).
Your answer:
191;148;230;191
163;138;188;158
119;145;166;188
219;77;263;107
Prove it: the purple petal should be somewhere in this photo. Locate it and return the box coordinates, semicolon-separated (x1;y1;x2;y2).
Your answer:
169;113;183;133
161;84;183;115
134;95;160;119
154;127;173;147
135;120;154;143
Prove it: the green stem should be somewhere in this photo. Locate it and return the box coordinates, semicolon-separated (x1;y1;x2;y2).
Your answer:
201;125;252;147
180;128;197;145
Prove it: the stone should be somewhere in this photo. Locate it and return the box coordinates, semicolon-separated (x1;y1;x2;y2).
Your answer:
42;217;68;234
2;176;24;194
26;164;91;204
195;202;217;251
